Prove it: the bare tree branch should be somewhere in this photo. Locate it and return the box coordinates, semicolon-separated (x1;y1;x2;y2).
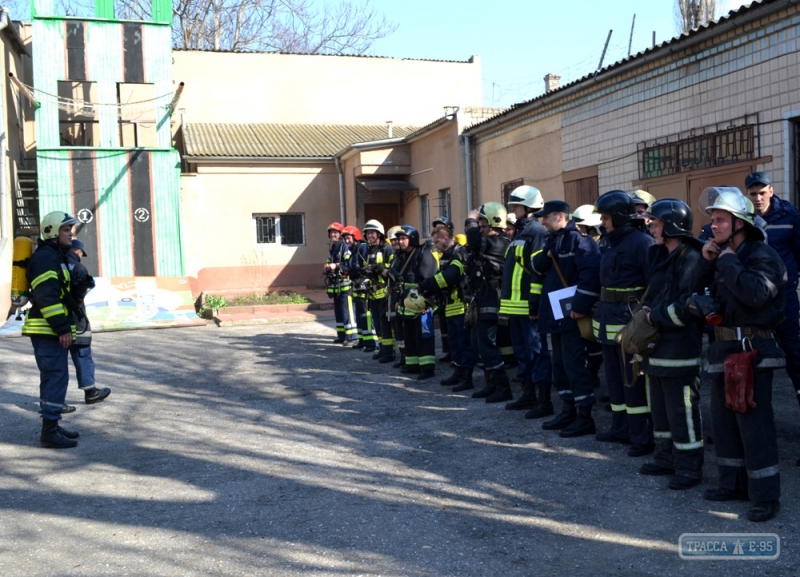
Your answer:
675;0;717;35
6;0;396;54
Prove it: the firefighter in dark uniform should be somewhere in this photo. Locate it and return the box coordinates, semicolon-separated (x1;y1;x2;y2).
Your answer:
696;187;786;522
530;201;601;437
501;185;553;413
342;225;376;351
419;223;474;390
572;204;605;390
324;222;357;344
745;172;800;425
638;199;713;490
362;219;396;362
66;239;111;409
592;190;655;457
395;225;439;380
22;211;81;448
465;202;512;402
386;226;407;367
432;216;454;363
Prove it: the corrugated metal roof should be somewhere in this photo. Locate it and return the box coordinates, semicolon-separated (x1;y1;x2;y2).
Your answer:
184;123;420;158
465;0;776;133
174;48;476;64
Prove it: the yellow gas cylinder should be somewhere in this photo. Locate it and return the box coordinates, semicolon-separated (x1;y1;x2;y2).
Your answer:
11;236;34;307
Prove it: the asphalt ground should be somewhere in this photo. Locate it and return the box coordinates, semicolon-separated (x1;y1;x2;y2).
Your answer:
2;320;800;576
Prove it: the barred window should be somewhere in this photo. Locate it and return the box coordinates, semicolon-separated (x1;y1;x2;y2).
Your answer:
279;214;304;245
639;120;757;180
502;178;524;205
419;195;430;237
254;214;305;245
438;188;451;219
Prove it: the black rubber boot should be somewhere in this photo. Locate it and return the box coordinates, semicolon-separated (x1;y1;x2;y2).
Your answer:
524;386;555;419
440;367;464;386
85;387;111;405
560;405;596;437
471;370;496;399
57;425;80;440
452;368;474;392
40;419;78;449
486;371;513;404
378;344;396;363
542;401;576;430
505;382;536;410
416;369;436;381
392;354;406;369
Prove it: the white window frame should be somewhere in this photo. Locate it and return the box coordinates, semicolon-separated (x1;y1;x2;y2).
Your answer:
253;213;306;246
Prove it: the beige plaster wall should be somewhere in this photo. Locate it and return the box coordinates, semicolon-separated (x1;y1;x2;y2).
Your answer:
173;51;483;126
1;26;31;317
407;121;465;231
341;120;465;236
472;114;564;205
181;162;341;293
15;23;35;159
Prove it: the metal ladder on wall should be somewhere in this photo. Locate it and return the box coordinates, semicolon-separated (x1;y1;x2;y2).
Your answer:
15;168;39;237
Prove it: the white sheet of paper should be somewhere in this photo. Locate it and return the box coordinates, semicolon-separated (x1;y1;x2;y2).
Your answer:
548;285;577;320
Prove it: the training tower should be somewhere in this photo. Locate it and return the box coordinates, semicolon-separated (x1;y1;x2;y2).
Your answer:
26;0;183;276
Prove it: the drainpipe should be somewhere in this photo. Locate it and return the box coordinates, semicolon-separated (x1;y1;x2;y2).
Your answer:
180;111;188;172
0;8;10;259
334;156;346;224
462;134;473;219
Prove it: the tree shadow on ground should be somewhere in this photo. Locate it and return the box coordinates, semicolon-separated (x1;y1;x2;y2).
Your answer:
0;325;797;576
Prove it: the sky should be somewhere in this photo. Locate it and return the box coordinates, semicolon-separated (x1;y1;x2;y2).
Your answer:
374;0;748;108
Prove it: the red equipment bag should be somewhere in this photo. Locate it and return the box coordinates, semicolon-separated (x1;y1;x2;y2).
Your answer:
723;348;758;414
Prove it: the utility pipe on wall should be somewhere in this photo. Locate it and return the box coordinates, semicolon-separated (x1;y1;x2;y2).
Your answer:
335;156;346;224
462;135;473;218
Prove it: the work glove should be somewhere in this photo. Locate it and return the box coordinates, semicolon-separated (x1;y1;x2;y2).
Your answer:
723;349;758;413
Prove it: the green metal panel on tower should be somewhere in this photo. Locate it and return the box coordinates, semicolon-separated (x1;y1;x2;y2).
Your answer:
151;151;184;275
94;0;114;19
32;0;185;277
152;0;172;24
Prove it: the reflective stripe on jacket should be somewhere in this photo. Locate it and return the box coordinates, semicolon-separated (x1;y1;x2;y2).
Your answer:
642;241;712;377
22;240;76;338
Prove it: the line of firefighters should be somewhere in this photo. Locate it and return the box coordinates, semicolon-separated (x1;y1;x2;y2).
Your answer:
322;176;798;523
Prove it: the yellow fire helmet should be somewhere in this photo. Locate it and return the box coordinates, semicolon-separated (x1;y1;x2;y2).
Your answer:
386;225;403;241
478;202;507;229
630;189;657;208
40;211;78;240
403;289;428;314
